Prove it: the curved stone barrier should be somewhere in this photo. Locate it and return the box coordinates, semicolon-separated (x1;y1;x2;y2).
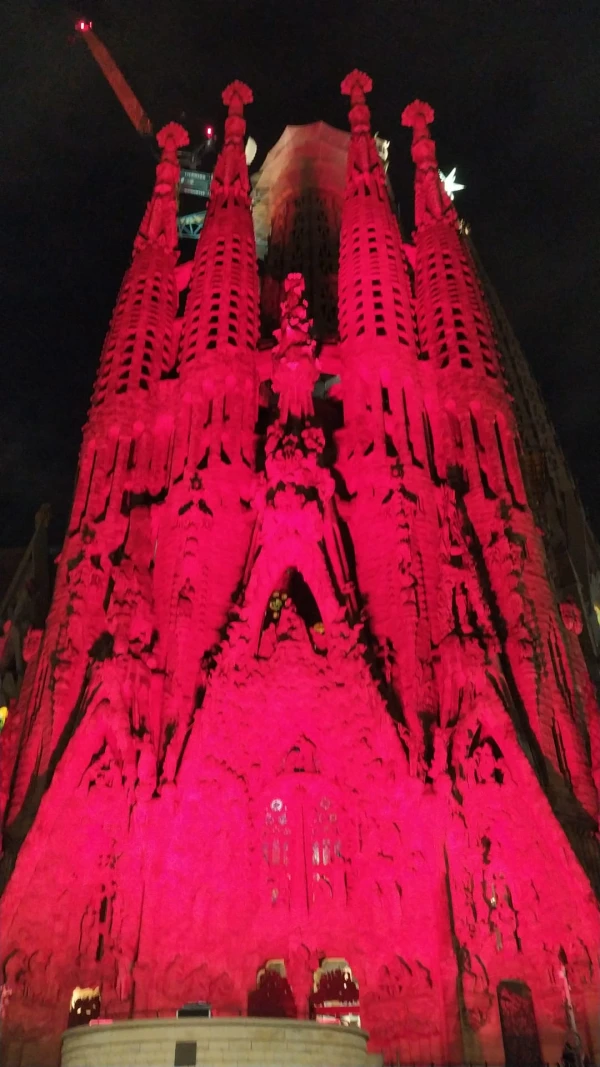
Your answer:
61;1016;382;1067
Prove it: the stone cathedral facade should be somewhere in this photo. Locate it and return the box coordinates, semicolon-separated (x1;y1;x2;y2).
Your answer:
1;73;599;1067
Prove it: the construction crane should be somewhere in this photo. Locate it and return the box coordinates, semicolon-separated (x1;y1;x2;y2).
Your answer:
74;18;213;239
74;19;153;137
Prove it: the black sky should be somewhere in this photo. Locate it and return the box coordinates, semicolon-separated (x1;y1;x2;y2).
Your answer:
2;0;599;547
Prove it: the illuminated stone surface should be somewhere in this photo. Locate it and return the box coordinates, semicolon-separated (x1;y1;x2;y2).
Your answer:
1;75;599;1067
60;1018;379;1067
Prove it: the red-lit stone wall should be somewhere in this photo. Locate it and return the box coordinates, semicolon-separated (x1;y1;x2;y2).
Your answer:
1;78;599;1067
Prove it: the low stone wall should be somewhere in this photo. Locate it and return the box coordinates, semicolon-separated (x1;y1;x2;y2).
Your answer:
60;1016;382;1067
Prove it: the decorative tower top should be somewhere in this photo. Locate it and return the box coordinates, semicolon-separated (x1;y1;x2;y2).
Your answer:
341;70;386;197
178;78;258;376
89;121;186;417
401;100;457;228
210;80;253;205
272;273;320;423
337;69;418;383
134;121;189;255
341;69;372;128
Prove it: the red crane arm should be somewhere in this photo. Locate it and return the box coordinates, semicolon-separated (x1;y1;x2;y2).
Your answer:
76;23;153;137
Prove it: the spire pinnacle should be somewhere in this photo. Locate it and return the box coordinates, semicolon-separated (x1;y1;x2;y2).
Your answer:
222;80;253;146
341;70;386;196
156;120;190;153
341;69;373;128
134;121;189;255
401;100;456;227
222;79;253;112
210;81;253;205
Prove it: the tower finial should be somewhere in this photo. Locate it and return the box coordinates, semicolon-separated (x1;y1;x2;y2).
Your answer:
134;121;189;255
222;80;253;112
341;69;386;197
341;70;373;133
156;121;190;153
208;81;253;204
401;100;455;227
222;80;253;144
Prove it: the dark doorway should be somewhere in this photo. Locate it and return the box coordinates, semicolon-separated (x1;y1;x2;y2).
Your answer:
248;967;297;1018
497;980;543;1067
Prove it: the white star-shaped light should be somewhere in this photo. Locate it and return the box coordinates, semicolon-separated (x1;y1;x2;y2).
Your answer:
439;167;465;200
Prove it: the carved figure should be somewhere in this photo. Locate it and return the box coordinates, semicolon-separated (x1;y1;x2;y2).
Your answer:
272;274;320;422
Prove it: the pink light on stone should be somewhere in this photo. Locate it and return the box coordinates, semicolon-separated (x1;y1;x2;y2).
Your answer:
0;75;599;1067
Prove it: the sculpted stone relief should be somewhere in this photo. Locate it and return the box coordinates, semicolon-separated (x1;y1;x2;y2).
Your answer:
3;76;600;1067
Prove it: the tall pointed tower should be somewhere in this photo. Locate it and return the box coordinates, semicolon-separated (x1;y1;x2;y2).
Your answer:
0;120;188;833
336;71;435;744
401;99;599;821
1;77;599;1067
152;81;259;777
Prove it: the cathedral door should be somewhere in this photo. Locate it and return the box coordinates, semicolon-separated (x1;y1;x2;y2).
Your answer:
497;981;543;1067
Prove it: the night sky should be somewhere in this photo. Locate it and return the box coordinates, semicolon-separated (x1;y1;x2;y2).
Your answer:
2;0;599;547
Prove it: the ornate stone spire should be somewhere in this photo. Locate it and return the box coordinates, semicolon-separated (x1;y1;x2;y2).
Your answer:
272;273;320;423
134;122;189;255
337;73;432;748
161;83;259;722
90;121;187;417
178;80;258;380
6;125;188;813
340;69;386;197
401;100;457;228
403;101;595;817
337;70;419;418
209;80;253;207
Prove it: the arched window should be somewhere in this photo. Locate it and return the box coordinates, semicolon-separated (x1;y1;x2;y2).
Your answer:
310;796;342;902
262;797;291;907
68;987;101;1029
248;960;296;1018
260;788;347;911
311;959;360;1027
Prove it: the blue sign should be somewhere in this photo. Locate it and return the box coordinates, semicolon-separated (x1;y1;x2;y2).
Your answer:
179;170;212;198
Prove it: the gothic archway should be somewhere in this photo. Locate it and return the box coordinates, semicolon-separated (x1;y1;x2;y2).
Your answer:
258;568;326;656
248;960;297;1018
310;959;360;1026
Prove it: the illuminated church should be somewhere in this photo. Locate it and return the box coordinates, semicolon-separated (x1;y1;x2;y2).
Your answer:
1;73;599;1067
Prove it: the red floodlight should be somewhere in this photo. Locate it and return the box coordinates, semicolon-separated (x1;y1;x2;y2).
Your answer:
75;19;93;33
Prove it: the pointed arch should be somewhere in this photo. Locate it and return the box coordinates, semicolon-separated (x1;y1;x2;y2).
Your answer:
244;545;342;653
258;567;325;654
